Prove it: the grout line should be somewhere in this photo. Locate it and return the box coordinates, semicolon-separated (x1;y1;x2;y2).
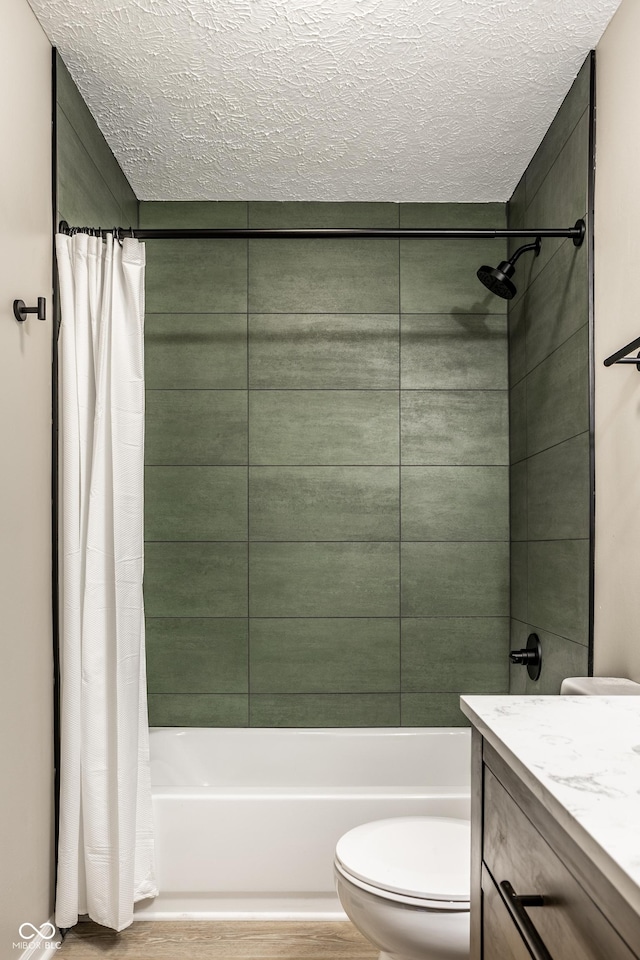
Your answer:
145;539;511;544
146;615;509;620
524;105;590;211
508;320;589;389
510;617;590;648
508;427;590;466
58;104;123;219
145;387;510;392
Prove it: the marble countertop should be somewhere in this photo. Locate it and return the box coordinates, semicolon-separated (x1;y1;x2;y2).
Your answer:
460;695;640;916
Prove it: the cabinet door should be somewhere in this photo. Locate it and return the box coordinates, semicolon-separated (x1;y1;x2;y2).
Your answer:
483;867;544;960
483;767;638;960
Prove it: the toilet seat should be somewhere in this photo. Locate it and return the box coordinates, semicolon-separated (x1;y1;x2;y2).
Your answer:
335;817;470;910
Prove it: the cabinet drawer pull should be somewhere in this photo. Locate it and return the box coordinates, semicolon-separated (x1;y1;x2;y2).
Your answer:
498;880;551;960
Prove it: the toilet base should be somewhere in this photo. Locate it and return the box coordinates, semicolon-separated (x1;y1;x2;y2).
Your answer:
336;871;469;960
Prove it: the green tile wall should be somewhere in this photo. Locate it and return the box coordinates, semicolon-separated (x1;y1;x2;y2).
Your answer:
142;200;510;727
507;55;592;694
55;52;138;229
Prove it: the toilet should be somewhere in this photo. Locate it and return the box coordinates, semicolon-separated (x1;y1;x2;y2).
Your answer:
334;816;471;960
335;676;640;960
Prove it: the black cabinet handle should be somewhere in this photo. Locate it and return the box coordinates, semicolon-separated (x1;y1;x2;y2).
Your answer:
498;880;552;960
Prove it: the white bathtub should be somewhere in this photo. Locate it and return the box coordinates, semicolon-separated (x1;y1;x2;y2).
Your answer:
134;727;471;921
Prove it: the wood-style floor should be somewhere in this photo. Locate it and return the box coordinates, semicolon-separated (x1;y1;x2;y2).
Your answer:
58;921;378;959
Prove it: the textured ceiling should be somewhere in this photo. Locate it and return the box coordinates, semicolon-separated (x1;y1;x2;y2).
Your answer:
29;0;621;201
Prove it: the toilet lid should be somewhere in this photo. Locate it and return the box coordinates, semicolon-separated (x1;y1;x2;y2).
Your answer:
335;817;470;903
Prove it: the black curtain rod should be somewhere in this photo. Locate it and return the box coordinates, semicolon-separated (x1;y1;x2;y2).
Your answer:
58;218;586;245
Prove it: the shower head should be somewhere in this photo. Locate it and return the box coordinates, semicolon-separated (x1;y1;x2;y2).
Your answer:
477;237;541;301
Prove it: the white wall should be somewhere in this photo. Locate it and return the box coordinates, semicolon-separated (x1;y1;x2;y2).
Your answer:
0;0;54;949
594;0;640;681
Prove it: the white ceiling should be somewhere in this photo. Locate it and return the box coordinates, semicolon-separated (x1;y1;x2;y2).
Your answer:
29;0;621;202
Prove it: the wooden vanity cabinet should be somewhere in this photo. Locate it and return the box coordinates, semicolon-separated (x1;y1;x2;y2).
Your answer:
470;730;640;960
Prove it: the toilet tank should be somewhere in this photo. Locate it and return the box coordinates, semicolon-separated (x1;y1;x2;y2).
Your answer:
560;676;640;695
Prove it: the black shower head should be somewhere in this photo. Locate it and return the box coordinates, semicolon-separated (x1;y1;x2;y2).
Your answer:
477;237;541;301
476;262;517;300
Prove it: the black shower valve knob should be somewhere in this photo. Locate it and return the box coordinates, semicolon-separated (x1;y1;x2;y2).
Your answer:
509;648;538;665
509;633;542;681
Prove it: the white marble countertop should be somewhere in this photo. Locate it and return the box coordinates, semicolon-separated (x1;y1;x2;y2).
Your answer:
460;695;640;916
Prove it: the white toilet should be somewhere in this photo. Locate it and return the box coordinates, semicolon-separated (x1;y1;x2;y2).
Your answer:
334;816;471;960
335;677;640;960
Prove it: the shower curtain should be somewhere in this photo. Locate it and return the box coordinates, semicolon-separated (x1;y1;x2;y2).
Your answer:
55;232;157;931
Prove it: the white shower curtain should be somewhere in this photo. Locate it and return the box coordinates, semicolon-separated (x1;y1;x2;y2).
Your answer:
55;232;157;931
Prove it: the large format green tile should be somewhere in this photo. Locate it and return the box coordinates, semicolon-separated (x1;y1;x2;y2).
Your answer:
148;694;248;726
146;619;248;693
248;238;399;313
508;297;527;387
249;202;398;228
401;543;509;617
249;314;399;389
527;433;590;540
401;542;509;617
522;239;588;372
145;467;247;540
401;618;509;692
249;467;399;540
399;203;506;229
57;110;123;228
400;693;469;727
526;326;589;456
250;694;400;727
140;201;247;228
401;392;508;465
56;54;137;227
250;619;400;693
144;542;247;617
250;391;398;465
401;315;507;390
400;238;506;315
527;539;590;643
509;380;527;464
250;542;399;617
146;239;247;313
510;461;528;542
510;543;528;623
401;467;508;541
145;314;247;389
508;620;529;694
524;111;589;279
508;174;527;233
145;391;247;465
524;56;591;207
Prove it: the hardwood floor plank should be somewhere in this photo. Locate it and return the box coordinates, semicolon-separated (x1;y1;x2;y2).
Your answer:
58;921;378;960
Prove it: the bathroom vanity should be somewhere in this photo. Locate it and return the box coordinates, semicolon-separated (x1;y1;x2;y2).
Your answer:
461;696;640;960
